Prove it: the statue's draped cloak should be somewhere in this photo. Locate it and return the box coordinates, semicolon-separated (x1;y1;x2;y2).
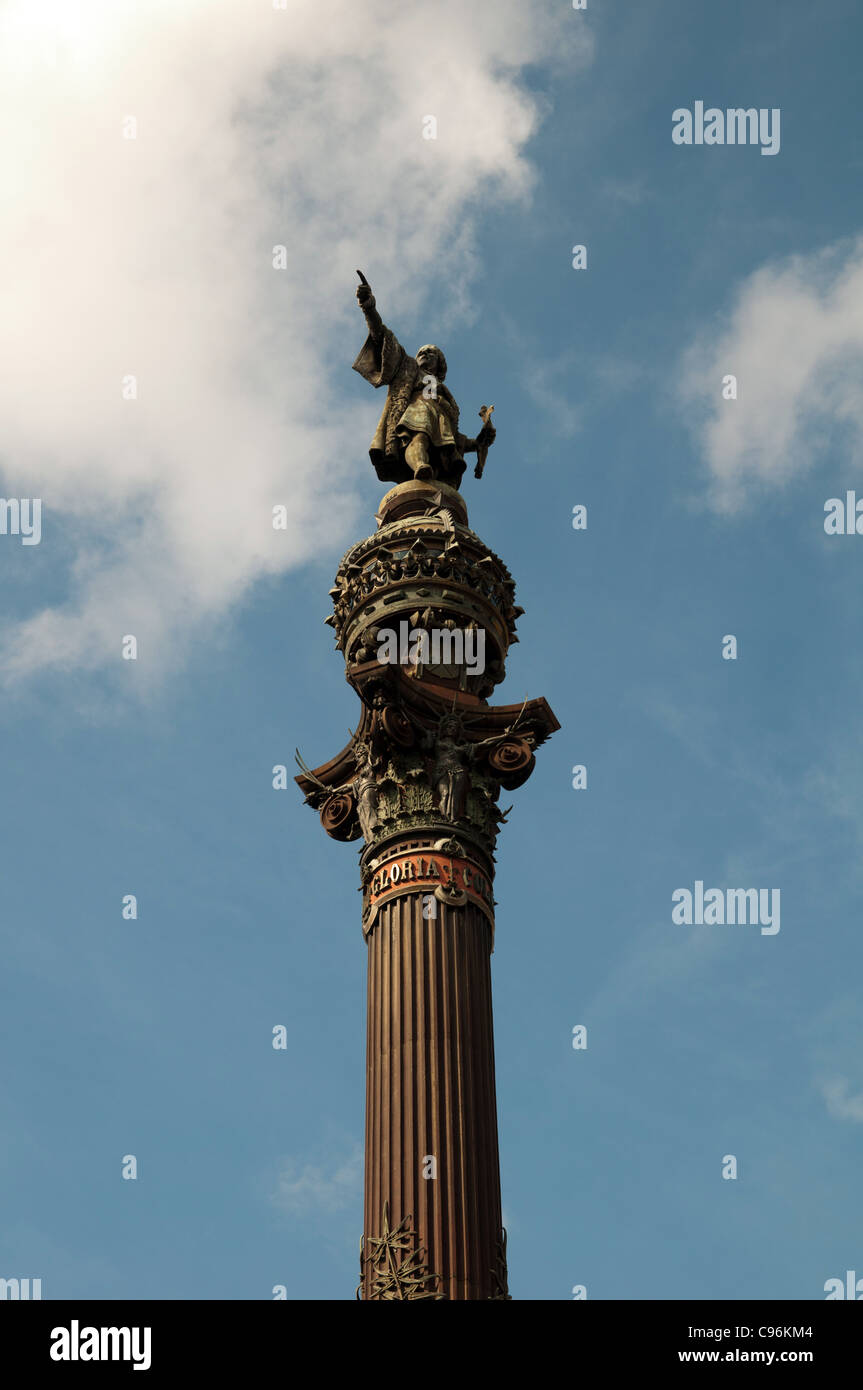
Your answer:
352;324;467;487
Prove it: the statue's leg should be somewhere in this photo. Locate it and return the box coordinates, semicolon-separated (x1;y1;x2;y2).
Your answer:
404;431;433;480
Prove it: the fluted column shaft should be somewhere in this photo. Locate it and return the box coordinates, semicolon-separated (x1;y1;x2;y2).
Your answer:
362;875;504;1300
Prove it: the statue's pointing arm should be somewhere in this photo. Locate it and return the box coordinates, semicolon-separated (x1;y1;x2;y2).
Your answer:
355;272;383;343
352;272;405;389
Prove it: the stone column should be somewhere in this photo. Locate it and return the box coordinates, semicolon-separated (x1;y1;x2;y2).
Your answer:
296;480;558;1300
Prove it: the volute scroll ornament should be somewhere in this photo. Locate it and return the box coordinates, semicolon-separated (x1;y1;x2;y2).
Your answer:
320;790;357;841
486;735;535;789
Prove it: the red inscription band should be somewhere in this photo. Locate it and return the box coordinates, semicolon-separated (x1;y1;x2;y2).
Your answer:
365;851;495;931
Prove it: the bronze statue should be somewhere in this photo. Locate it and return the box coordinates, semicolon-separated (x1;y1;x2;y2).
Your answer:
353;271;496;489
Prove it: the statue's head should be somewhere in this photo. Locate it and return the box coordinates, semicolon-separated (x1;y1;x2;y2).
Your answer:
416;344;447;381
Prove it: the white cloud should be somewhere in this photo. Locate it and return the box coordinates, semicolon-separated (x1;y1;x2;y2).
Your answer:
679;237;863;513
521;356;584;438
273;1144;362;1216
599;175;648;207
0;0;590;687
820;1077;863;1123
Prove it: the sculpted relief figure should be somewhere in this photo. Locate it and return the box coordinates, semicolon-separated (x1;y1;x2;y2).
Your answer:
353;272;496;489
433;714;475;823
426;713;530;825
299;739;381;844
422;712;497;824
351;741;382;842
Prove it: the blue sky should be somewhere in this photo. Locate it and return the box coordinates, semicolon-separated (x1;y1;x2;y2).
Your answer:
2;0;862;1299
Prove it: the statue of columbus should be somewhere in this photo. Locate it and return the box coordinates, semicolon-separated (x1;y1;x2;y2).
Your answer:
352;271;495;490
